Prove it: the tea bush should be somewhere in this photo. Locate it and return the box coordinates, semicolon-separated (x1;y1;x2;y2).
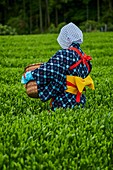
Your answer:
0;32;113;170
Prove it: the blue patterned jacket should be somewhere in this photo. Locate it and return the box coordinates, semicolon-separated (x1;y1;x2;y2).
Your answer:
31;43;92;111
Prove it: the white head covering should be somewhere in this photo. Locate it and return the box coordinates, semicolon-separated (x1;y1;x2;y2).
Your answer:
57;22;83;49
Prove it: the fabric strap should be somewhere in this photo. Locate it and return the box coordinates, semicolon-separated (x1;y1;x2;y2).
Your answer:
68;47;92;71
66;75;94;103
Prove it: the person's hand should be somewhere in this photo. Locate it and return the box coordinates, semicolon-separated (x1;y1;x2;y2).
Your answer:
21;71;34;84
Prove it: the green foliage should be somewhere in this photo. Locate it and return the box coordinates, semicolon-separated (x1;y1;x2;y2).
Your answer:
48;23;57;33
80;20;113;32
80;20;98;32
48;22;66;33
56;22;66;33
7;17;29;35
107;23;113;32
0;0;113;34
0;33;113;169
0;24;17;35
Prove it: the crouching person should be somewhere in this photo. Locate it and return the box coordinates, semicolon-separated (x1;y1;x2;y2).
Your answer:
21;22;94;111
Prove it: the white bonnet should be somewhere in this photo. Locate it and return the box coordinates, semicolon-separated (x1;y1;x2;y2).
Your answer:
57;22;83;49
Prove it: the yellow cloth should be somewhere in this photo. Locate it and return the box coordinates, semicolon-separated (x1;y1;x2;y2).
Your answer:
65;75;94;95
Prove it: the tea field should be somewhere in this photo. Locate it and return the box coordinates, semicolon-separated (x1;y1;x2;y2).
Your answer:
0;32;113;170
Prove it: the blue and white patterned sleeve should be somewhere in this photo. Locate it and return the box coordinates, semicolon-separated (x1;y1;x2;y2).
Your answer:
31;52;66;85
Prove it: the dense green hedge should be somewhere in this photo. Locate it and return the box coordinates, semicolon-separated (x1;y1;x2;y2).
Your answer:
0;33;113;169
0;24;17;35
